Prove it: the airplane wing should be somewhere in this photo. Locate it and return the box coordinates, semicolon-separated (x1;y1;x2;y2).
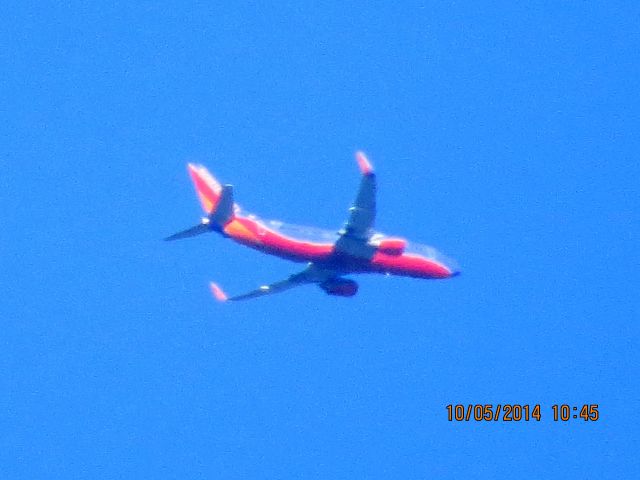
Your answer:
210;265;333;302
340;151;376;240
332;152;377;258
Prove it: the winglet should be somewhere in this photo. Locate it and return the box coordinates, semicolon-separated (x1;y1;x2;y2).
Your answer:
355;151;374;176
209;282;228;302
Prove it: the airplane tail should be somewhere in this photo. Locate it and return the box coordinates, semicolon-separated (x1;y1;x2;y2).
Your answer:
164;164;236;241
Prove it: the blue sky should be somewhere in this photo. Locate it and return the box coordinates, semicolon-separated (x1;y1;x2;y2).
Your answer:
2;1;638;478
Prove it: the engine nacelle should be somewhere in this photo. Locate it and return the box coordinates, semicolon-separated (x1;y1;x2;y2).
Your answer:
319;278;359;297
371;237;407;256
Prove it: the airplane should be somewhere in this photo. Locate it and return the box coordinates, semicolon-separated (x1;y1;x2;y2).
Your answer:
165;152;460;301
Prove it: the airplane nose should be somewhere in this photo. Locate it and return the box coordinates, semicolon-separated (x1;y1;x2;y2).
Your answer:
442;258;461;278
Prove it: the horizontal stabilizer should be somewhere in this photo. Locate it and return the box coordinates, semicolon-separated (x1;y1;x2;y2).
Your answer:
164;221;210;241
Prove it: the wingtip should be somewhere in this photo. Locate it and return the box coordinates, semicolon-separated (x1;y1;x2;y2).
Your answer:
355;151;374;175
209;282;228;302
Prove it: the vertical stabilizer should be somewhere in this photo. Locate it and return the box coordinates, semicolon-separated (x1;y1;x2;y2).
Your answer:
165;166;236;241
209;184;235;227
188;163;222;214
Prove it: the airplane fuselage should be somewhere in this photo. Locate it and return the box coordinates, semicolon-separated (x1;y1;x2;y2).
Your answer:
221;215;456;279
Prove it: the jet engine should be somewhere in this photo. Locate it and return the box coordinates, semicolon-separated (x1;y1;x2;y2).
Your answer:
319;278;359;297
371;237;407;255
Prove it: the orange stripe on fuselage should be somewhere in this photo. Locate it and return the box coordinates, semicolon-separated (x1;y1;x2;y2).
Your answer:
223;218;262;244
224;216;334;262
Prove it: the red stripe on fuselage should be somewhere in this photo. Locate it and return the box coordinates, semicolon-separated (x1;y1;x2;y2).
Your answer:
370;252;452;278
